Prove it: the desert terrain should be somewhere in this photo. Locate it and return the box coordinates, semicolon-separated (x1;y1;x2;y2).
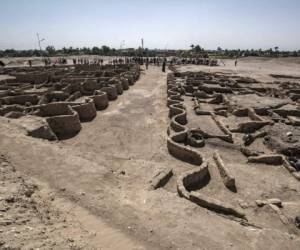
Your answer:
0;56;300;249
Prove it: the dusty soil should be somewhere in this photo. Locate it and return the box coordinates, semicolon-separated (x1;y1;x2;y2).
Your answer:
1;57;300;249
0;155;94;249
178;56;300;82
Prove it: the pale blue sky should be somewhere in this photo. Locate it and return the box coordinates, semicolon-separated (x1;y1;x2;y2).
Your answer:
0;0;299;50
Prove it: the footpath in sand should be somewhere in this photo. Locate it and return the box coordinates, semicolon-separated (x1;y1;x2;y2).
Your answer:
0;66;299;249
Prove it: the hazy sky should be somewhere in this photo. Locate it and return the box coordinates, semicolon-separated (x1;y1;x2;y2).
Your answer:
0;0;299;50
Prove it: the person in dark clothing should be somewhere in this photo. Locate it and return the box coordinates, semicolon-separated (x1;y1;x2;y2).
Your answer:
28;60;32;67
162;58;166;72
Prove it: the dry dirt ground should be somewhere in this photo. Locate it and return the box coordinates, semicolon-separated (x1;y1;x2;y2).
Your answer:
178;56;300;82
0;57;300;249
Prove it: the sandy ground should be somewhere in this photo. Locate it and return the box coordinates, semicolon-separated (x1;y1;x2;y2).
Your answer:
0;57;300;249
177;57;300;82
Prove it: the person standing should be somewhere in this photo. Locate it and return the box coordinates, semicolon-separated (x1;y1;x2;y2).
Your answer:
162;58;166;72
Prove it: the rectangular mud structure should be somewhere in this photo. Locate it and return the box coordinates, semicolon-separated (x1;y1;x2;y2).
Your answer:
0;63;140;140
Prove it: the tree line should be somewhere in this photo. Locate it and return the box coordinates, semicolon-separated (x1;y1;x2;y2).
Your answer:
0;45;299;58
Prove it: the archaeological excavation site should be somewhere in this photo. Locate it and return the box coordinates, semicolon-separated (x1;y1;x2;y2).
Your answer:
1;1;300;249
0;56;300;250
0;63;140;140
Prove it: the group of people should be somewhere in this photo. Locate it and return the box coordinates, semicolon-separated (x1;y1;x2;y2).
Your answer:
132;56;218;72
26;56;218;71
73;58;104;65
141;57;167;72
28;57;67;67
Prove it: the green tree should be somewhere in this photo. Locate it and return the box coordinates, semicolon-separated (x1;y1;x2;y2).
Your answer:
92;46;101;55
101;45;110;55
46;45;56;56
194;45;202;53
62;47;68;54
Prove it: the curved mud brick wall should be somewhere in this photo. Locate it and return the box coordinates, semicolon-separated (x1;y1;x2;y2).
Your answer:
1;94;39;105
119;77;129;90
35;102;73;117
127;65;140;81
46;106;81;139
167;75;203;166
168;73;246;218
92;90;109;110
167;87;183;104
101;86;118;101
109;80;123;95
177;163;209;198
121;73;135;86
170;113;186;133
167;137;202;165
169;103;187;122
72;98;97;122
177;164;245;218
